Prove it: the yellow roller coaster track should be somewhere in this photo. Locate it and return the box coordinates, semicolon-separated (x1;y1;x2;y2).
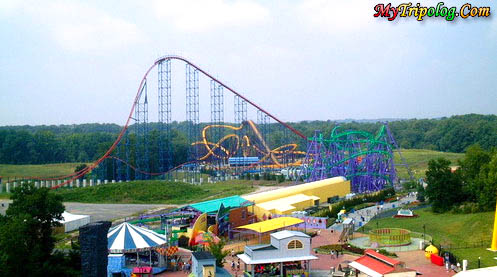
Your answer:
191;120;305;168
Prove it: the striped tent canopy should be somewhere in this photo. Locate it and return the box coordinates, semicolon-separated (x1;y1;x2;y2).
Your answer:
108;222;167;253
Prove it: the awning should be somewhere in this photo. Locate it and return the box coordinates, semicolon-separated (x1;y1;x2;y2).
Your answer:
236;217;304;234
237;253;318;265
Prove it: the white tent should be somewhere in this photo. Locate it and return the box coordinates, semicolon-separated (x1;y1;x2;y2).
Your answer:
107;222;167;253
58;211;91;232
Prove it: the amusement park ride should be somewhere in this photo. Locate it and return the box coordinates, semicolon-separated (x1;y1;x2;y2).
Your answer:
18;56;412;193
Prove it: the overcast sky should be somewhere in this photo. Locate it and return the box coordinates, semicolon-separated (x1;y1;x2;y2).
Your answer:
1;0;496;126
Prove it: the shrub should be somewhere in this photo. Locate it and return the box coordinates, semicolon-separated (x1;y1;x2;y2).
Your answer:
317;244;343;253
254;174;260;180
304;231;318;237
343;244;364;255
377;248;398;257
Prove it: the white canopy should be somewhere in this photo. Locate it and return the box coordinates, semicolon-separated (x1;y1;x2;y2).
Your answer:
57;211;91;232
107;222;167;253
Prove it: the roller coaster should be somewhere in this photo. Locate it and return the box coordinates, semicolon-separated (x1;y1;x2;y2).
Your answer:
9;55;411;192
19;55;308;188
301;124;412;193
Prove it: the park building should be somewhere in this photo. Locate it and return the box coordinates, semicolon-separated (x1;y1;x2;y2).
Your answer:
243;177;350;219
237;230;318;277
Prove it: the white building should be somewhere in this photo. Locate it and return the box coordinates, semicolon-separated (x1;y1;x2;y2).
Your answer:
238;230;318;276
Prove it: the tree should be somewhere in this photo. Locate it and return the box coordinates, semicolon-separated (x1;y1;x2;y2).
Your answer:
459;144;492;202
206;239;229;267
474;153;497;211
425;158;464;212
416;184;426;203
0;183;69;276
402;181;417;191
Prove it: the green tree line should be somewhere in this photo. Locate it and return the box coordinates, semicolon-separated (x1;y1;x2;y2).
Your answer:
1;113;496;165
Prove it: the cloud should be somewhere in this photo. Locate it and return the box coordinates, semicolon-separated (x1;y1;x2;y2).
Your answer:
3;0;145;52
295;0;371;32
153;0;270;32
295;0;383;33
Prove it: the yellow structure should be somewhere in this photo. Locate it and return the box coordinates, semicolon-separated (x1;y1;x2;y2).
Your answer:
237;217;304;233
490;199;497;251
243;177;350;218
424;244;439;258
187;213;207;244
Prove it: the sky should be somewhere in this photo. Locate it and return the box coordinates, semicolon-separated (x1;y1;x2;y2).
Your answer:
0;0;496;126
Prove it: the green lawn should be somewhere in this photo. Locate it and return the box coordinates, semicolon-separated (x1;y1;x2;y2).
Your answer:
55;179;258;204
394;149;464;179
0;163;81;178
363;208;497;269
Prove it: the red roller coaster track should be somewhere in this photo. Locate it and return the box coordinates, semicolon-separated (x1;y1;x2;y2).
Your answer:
46;55;305;189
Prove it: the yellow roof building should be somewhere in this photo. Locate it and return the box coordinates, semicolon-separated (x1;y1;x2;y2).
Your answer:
244;177;350;218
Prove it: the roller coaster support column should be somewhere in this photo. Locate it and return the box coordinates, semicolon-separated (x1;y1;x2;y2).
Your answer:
234;95;247;175
210;80;224;171
158;59;173;180
384;122;413;183
135;80;150;180
124;129;131;181
257;110;270;173
186;64;200;183
303;130;327;182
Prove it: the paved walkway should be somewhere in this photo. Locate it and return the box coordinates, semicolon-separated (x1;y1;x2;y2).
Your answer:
330;194;418;232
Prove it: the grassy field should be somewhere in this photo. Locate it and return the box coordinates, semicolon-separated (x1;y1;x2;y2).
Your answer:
55;180;259;204
394;149;464;179
0;163;81;178
363;208;496;269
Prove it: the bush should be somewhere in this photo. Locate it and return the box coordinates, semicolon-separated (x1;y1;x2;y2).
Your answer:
354;203;375;211
277;174;285;183
304;231;318;237
377;248;398;257
263;172;270;180
326;218;335;228
317;244;343;253
343;244;364;255
254;174;260;180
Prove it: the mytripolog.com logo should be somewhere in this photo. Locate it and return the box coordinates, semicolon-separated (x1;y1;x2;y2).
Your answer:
374;2;491;21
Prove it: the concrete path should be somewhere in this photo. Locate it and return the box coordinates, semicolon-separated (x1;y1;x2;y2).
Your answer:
0;199;175;222
330;194;418;231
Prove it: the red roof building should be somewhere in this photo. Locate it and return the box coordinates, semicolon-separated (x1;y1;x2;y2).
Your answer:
349;249;417;277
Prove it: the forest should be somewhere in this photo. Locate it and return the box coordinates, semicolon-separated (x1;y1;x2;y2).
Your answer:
0;113;496;165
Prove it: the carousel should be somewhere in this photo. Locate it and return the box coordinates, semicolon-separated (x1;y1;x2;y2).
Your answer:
107;222;175;276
